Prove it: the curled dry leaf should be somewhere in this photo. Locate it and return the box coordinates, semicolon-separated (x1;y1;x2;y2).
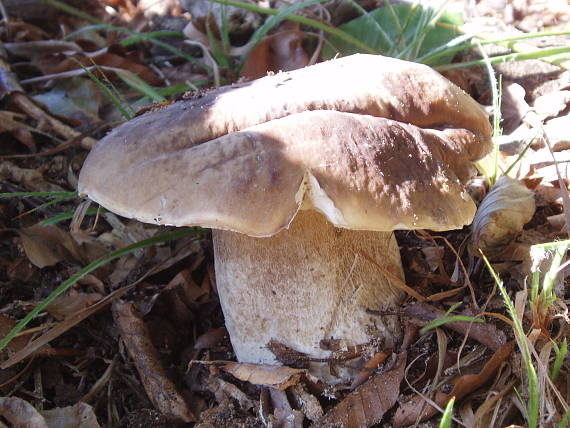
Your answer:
393;341;514;427
0;396;47;428
240;23;309;80
269;388;304;428
350;350;391;390
0;397;101;428
501;82;530;133
194;327;228;350
471;176;536;258
205;376;257;411
19;224;83;268
289;384;323;422
112;300;195;423
219;362;309;391
316;352;407;428
404;302;507;351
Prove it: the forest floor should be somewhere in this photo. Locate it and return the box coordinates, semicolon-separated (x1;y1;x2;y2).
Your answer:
1;0;570;427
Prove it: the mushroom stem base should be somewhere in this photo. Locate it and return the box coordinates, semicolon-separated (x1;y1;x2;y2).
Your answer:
212;210;405;381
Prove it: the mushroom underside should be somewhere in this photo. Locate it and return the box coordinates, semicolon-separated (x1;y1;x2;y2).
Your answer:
212;209;404;381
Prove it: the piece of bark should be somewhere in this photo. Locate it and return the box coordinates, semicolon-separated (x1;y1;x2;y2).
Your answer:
112;300;194;423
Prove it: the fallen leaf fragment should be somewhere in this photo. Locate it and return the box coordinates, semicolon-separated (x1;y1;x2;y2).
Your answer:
112;300;195;423
501;82;530;133
0;160;66;192
471;176;536;258
0;397;101;428
45;291;103;320
0;396;47;428
316;352;407;428
205;376;257;411
19;224;81;268
240;23;309;80
350;350;391;389
533;90;570;119
269;388;304;428
404;302;507;351
41;402;101;428
220;362;308;391
289;384;323;422
393;341;514;427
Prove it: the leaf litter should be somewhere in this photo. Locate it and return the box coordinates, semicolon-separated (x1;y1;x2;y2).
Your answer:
0;0;570;427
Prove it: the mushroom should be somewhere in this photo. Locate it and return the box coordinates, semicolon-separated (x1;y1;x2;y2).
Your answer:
78;54;492;382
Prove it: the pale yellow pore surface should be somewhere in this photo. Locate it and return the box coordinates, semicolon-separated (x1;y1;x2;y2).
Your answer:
213;210;404;379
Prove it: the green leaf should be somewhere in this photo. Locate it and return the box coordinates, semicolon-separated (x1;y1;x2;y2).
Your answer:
323;3;463;65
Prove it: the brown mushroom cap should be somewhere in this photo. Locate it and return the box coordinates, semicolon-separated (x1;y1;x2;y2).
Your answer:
78;54;492;235
80;111;481;236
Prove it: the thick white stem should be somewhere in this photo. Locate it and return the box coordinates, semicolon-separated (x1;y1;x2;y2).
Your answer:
212;210;404;381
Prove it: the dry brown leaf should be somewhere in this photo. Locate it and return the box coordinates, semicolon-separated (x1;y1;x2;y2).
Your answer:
471;176;536;258
112;300;195;423
19;224;82;268
220;362;307;391
240;24;309;80
393;341;514;427
45;291;103;320
316;352;407;428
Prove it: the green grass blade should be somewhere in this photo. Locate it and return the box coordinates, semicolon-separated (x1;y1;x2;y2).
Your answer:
66;25;211;71
115;69;166;103
439;397;455;428
420;315;484;334
436;45;570;71
14;196;71;219
550;338;567;382
210;0;377;54
480;251;539;428
0;228;204;353
478;41;502;185
44;0;103;25
78;61;133;120
40;207;102;226
120;31;185;47
0;191;78;198
425;30;570;67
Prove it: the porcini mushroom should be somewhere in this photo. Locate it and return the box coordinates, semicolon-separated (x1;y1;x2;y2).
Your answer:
78;54;492;381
